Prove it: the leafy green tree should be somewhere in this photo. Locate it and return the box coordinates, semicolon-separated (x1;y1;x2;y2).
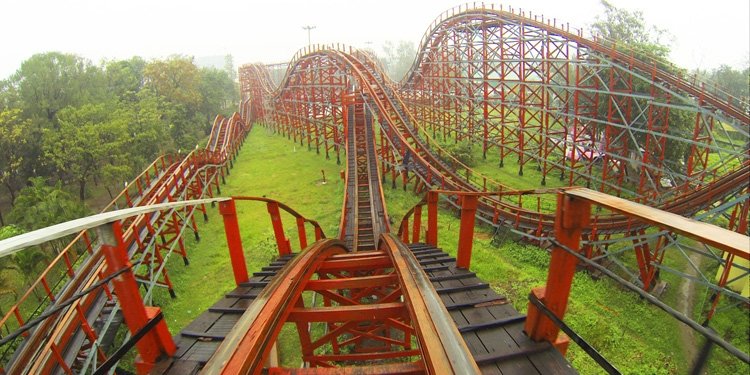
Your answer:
144;56;202;108
11;52;106;125
0;109;32;204
0;225;25;298
144;56;205;149
0;79;22;111
108;91;171;186
708;65;750;101
8;177;89;230
43;103;128;200
591;0;670;59
199;67;237;124
105;56;147;102
1;220;65;291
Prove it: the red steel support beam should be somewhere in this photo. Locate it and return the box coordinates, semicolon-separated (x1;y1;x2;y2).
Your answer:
267;202;292;256
99;221;176;374
456;195;478;270
219;199;249;286
426;191;439;246
524;193;590;355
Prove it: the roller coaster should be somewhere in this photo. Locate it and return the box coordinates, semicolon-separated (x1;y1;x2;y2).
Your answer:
0;3;747;374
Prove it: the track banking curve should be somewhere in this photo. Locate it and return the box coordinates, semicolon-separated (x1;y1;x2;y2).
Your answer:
1;3;746;374
239;40;747;243
238;4;748;296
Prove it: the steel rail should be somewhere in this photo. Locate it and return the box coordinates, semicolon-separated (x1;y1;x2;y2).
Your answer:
381;234;480;374
0;198;227;257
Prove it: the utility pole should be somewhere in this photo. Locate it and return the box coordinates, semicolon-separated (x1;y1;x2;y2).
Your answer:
302;25;316;45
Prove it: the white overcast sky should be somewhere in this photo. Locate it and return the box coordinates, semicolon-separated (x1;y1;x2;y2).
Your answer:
1;0;748;79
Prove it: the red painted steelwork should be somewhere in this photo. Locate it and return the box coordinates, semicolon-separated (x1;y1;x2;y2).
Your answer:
99;221;176;374
220;199;250;286
456;195;479;269
524;193;591;355
524;187;749;354
240;40;747;292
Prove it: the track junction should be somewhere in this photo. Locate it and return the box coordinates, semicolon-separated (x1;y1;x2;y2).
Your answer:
0;3;747;374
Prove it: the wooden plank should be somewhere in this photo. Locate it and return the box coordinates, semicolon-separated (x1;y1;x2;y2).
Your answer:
206;315;241;336
172;337;198;358
567;187;749;258
460;306;539;374
503;322;575;374
164;359;202;375
414;245;574;374
181;311;222;334
431;263;530;373
181;340;221;362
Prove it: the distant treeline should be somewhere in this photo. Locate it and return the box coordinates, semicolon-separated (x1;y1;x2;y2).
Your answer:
0;53;238;230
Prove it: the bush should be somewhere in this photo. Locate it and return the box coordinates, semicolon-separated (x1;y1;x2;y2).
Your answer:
441;140;476;167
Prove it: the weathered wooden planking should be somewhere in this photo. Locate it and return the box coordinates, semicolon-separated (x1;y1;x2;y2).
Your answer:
411;243;576;374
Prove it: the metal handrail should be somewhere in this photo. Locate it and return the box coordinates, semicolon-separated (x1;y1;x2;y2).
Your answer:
0;198;228;258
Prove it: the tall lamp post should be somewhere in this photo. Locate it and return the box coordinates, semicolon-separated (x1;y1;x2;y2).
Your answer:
302;25;316;45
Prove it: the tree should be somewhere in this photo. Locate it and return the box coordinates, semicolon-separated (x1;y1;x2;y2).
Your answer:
199;67;237;124
143;56;202;108
0;225;25;298
0;109;33;204
0;79;22;111
111;91;171;177
591;0;670;59
8;177;89;230
12;52;106;125
105;56;147;102
6;180;86;282
381;41;417;81
708;65;750;101
43;103;128;200
144;56;205;149
590;1;697;180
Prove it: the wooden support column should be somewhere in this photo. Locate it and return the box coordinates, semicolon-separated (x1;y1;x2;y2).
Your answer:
401;217;410;243
456;195;478;270
219;199;249;286
267;202;292;256
524;192;590;355
99;221;176;375
296;217;308;249
412;205;422;243
314;226;323;241
426;191;439;246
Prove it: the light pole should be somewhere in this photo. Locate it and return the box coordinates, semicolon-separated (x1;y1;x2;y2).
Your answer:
302;25;316;45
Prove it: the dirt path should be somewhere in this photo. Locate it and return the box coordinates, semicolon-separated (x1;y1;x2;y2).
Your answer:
676;251;704;363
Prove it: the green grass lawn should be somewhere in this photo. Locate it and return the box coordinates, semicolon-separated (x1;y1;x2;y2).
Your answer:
153;126;748;374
